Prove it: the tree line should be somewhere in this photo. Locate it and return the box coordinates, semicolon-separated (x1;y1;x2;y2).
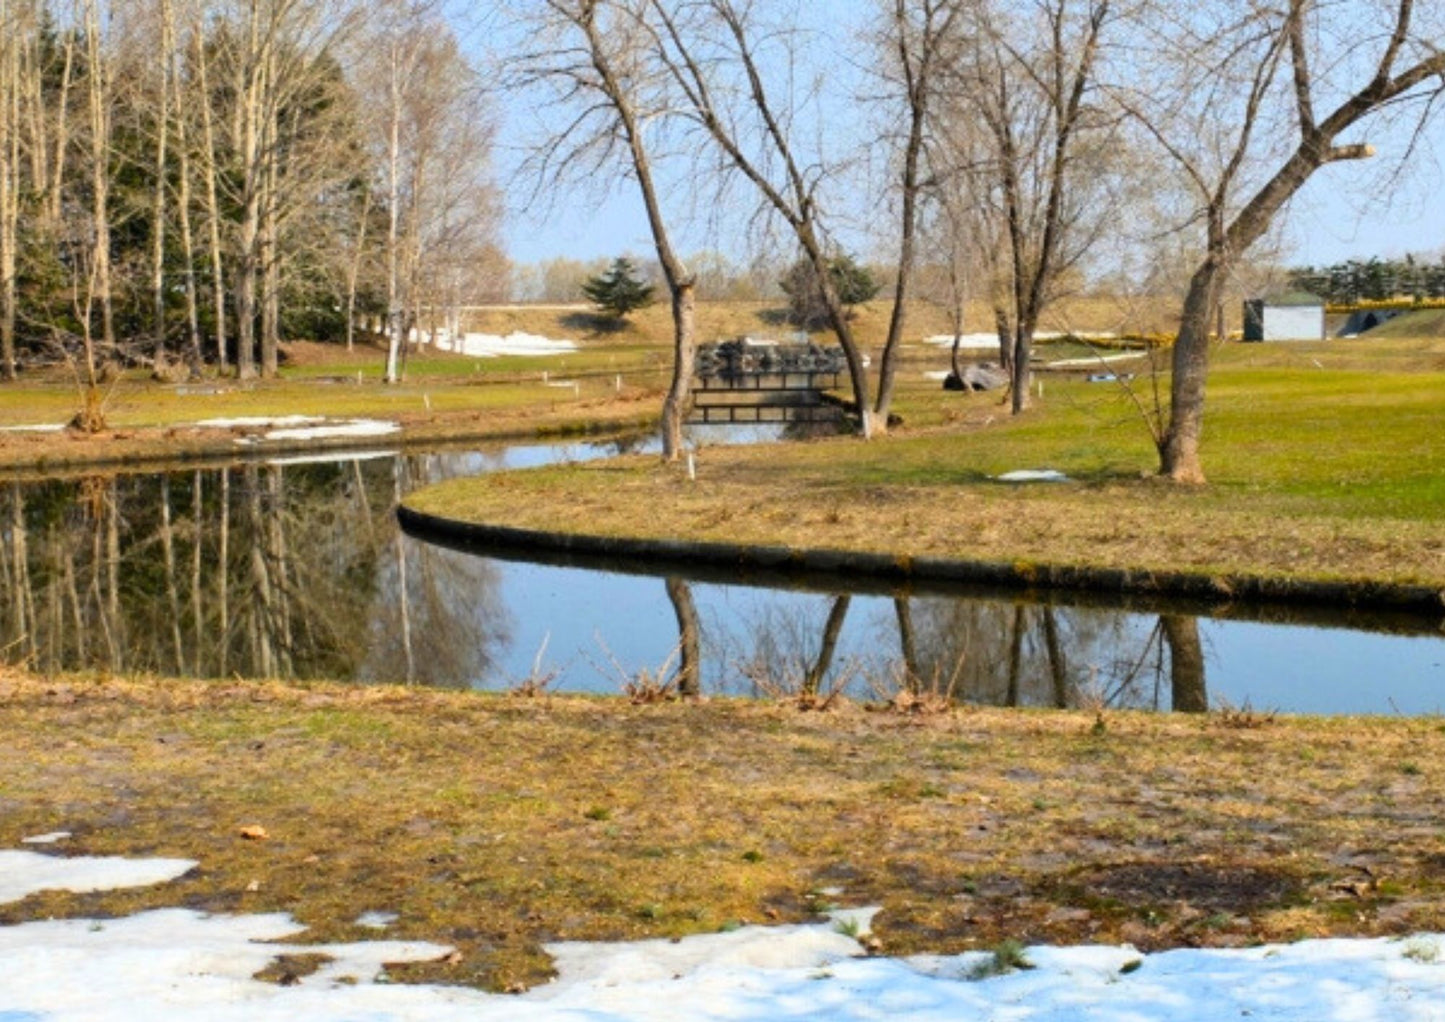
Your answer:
1288;256;1445;305
0;0;502;397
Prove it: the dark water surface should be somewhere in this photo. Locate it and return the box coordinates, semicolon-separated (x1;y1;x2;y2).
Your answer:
2;434;1442;715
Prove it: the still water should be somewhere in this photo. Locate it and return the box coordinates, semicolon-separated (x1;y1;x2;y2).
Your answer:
1;435;1441;715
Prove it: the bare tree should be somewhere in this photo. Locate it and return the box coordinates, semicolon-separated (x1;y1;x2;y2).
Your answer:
1119;0;1445;483
515;0;697;458
648;0;882;435
873;0;958;423
938;0;1115;413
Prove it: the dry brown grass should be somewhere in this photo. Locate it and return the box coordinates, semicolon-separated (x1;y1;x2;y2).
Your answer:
461;296;1184;351
4;669;1445;992
406;434;1445;589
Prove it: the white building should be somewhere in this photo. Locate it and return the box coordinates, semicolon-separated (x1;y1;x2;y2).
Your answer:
1242;291;1326;342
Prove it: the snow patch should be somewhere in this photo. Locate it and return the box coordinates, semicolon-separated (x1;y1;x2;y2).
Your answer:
426;329;578;358
0;850;195;905
5;909;1445;1020
7;852;1445;1020
20;832;71;846
261;419;400;442
995;469;1070;483
265;450;399;467
354;911;398;930
924;331;1117;350
196;416;324;429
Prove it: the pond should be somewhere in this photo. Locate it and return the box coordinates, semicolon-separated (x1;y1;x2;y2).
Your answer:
1;434;1441;715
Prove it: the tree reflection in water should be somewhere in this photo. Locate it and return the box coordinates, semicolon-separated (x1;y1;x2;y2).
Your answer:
695;591;1209;712
0;455;506;686
0;449;1216;709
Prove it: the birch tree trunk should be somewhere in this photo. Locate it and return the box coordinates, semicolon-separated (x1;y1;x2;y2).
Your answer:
0;2;18;381
151;0;173;367
82;0;115;361
194;24;228;371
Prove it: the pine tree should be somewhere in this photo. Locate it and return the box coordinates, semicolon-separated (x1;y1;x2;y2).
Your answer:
779;253;879;328
582;257;655;318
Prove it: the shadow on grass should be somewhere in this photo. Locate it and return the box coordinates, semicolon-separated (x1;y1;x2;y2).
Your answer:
561;312;632;337
754;307;794;329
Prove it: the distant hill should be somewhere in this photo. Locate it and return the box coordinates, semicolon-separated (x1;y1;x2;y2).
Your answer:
458;297;1183;351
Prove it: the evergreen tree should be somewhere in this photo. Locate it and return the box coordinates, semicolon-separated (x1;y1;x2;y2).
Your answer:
582;257;655;318
779;253;880;328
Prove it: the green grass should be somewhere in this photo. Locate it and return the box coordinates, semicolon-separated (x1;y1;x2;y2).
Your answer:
406;334;1445;588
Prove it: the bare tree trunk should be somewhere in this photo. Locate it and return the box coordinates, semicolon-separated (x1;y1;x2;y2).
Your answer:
245;465;274;675
264;466;292;674
393;459;413;682
191;471;204;673
7;483;31;661
160;475;185;671
875;0;954;423
1041;605;1068;708
1161;614;1207;713
174;57;202;374
194;24;227;371
383;34;404;384
259;100;282;378
46;27;74;228
82;0;114;360
344;187;372;353
803;595;851;697
1160;259;1219;483
994;306;1012;377
660;282;696;457
234;6;266;381
894;595;920;693
0;5;18;381
105;479;121;668
1005;603;1026;707
664;576;701;698
653;0;877;436
151;0;173;367
217;466;229;676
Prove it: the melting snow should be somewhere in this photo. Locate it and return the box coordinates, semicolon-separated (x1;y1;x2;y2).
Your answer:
266;450;398;467
6;851;1445;1019
355;911;399;930
20;833;71;846
196;415;401;444
995;469;1070;483
427;329;578;358
261;419;400;442
924;331;1118;350
0;850;194;904
196;416;325;429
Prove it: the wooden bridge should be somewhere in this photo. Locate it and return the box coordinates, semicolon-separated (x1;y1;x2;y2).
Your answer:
688;339;846;425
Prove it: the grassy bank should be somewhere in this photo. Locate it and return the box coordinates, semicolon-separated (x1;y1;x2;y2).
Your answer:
405;335;1445;590
3;669;1444;992
0;339;667;474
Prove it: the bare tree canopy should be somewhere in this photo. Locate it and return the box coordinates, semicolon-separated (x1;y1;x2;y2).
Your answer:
1115;0;1445;482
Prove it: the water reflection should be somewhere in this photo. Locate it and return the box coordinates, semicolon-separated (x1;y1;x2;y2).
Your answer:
0;455;505;685
2;442;1443;715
